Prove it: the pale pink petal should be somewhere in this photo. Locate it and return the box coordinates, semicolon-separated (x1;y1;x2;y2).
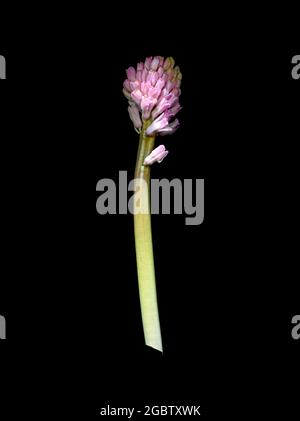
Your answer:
131;89;143;105
151;98;170;119
128;103;142;130
157;150;169;162
161;73;168;84
126;67;136;82
144;145;169;165
150;57;160;71
155;78;166;92
168;101;182;117
130;81;140;91
141;81;149;96
146;114;169;135
152;72;159;86
157;67;164;77
159;119;180;135
141;97;157;120
148;86;161;99
166;80;175;92
142;68;148;82
147;71;159;86
123;79;131;92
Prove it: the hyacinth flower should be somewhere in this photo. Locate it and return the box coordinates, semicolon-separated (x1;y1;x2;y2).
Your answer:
123;56;182;352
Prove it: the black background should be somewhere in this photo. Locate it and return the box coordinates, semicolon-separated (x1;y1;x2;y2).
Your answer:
0;8;299;419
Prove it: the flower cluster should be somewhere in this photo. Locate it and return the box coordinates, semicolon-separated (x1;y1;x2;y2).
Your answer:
123;56;182;136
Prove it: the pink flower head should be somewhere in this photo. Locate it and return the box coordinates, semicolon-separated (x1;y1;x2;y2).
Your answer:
123;56;182;135
143;145;169;166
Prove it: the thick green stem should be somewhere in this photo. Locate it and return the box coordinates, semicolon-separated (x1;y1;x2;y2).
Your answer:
134;124;163;352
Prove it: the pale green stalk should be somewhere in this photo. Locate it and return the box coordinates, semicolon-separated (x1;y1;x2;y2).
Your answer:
134;122;163;352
